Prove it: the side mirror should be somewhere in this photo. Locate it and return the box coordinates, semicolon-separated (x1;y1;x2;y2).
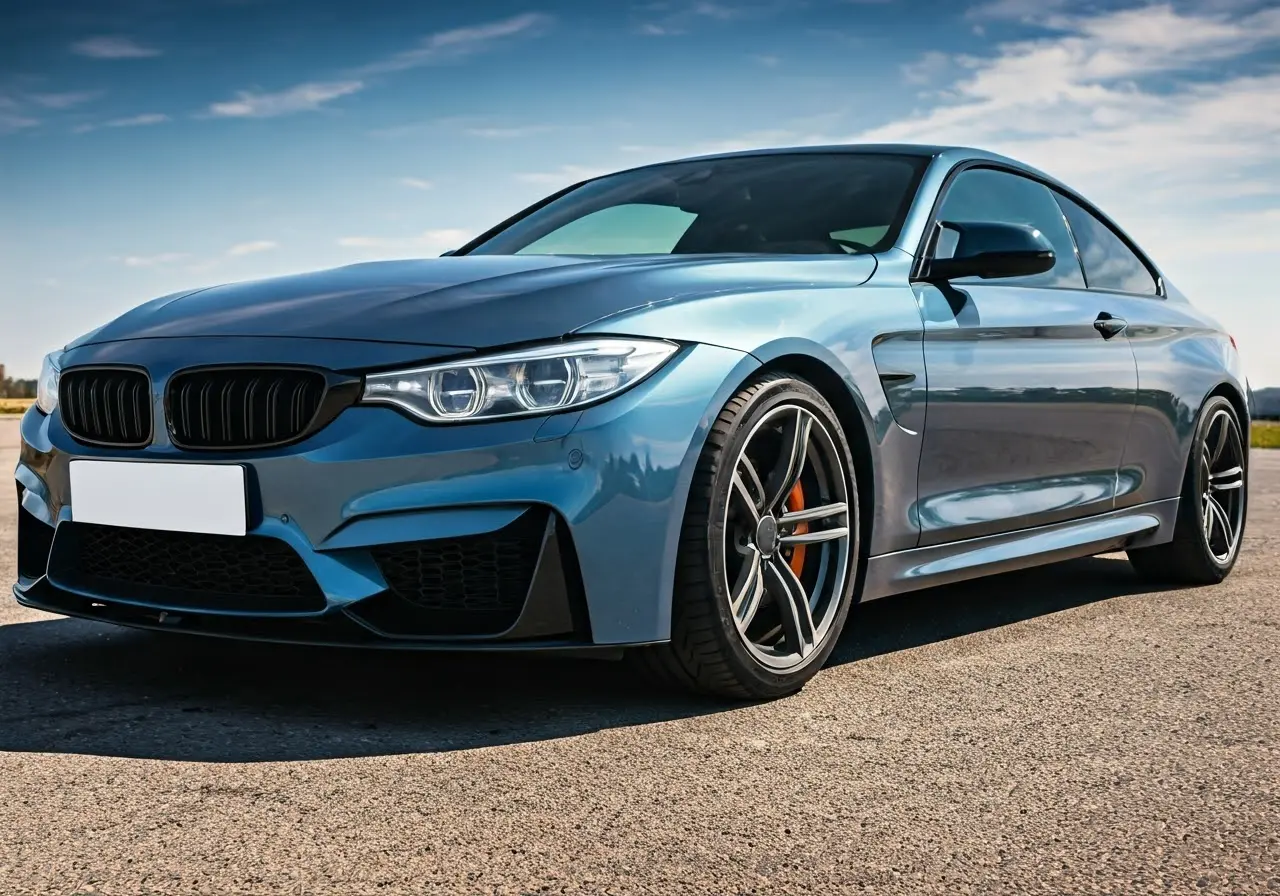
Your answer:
923;221;1055;282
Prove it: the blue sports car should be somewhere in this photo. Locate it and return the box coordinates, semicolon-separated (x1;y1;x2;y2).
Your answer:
15;145;1250;698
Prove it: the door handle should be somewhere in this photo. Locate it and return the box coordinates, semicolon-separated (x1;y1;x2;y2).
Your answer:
1094;312;1128;339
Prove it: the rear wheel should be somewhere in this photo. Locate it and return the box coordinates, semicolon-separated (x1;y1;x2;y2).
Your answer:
632;373;860;699
1128;395;1247;584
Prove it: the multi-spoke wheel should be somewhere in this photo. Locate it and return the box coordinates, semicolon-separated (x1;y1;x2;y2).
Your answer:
631;373;860;699
723;404;851;670
1129;395;1248;584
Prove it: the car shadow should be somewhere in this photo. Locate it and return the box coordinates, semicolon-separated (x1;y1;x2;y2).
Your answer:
0;554;1169;763
831;552;1173;666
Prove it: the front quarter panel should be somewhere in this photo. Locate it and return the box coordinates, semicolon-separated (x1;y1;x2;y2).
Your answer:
579;252;926;555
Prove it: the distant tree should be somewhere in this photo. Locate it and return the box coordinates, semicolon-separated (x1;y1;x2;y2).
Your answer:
0;378;36;399
1253;387;1280;421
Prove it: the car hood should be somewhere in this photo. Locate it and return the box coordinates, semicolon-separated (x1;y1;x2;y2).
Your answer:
74;253;877;351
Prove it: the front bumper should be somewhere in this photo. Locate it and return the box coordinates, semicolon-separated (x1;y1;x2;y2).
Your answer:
14;339;757;648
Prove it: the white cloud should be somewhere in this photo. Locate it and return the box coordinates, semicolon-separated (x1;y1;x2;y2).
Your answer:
690;2;741;20
901;50;951;85
108;113;168;127
71;36;161;59
399;177;434;190
463;124;554;138
121;253;188;268
0;89;103;132
226;240;278;256
205;14;550;124
358;13;552;75
116;240;276;273
753;54;782;67
76;112;170;133
29;90;102;109
966;0;1070;20
337;228;470;254
637;0;798;34
0;111;38;134
857;4;1280;198
207;80;364;118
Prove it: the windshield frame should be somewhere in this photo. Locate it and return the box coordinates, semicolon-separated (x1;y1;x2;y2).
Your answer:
454;151;931;258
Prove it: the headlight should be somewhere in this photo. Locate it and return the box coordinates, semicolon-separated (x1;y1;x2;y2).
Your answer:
36;352;61;415
362;338;679;423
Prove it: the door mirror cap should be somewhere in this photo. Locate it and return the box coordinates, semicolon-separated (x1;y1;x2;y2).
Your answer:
923;221;1056;282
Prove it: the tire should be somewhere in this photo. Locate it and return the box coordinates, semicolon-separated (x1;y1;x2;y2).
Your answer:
631;373;860;700
1128;395;1248;585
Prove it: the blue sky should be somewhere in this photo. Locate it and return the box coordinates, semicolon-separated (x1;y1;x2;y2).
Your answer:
2;0;1278;381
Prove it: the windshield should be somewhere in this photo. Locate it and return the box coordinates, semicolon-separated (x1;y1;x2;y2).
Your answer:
463;152;928;256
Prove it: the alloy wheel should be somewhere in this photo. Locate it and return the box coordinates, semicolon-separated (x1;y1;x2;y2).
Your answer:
1200;408;1245;565
719;403;852;670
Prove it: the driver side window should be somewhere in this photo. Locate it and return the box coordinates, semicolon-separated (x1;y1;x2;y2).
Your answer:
935;168;1086;289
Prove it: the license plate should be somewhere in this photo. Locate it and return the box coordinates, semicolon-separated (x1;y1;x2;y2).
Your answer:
69;460;248;537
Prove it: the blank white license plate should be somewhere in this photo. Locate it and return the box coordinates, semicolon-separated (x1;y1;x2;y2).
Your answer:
69;460;248;537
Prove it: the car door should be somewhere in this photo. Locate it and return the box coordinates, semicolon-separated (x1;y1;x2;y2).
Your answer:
913;166;1139;546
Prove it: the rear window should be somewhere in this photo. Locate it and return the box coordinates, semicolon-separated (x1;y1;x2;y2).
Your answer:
1055;193;1160;295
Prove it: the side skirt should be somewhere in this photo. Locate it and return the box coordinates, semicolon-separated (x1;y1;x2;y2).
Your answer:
860;497;1180;601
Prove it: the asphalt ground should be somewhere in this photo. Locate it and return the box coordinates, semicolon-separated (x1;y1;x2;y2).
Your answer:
1;415;1277;894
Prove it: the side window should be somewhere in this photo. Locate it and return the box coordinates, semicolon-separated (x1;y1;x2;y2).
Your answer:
934;168;1085;288
1054;193;1160;295
515;203;695;255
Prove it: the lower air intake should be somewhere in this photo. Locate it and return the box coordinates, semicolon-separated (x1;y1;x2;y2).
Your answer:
50;522;326;614
368;508;548;635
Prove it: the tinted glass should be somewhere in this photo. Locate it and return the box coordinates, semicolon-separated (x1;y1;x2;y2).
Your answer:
466;153;928;256
935;168;1085;288
517;204;696;255
1055;193;1159;295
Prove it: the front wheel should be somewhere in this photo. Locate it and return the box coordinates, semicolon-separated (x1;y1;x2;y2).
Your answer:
632;374;860;700
1128;395;1247;584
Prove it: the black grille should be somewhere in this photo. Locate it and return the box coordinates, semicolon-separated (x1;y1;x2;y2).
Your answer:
369;509;547;634
50;522;326;613
59;367;152;448
167;367;328;450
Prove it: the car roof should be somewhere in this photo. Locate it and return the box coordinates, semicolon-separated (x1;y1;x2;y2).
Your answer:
648;143;1162;289
610;143;1067;192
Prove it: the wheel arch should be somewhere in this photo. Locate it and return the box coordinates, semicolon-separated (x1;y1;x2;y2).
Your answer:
751;352;878;570
1203;381;1252;482
1160;380;1252;500
1207;381;1250;432
658;338;905;639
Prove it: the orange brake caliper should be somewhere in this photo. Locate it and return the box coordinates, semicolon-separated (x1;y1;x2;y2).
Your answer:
786;482;808;575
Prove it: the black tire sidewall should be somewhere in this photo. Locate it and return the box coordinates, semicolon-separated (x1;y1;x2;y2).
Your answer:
695;376;859;696
1186;395;1247;576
